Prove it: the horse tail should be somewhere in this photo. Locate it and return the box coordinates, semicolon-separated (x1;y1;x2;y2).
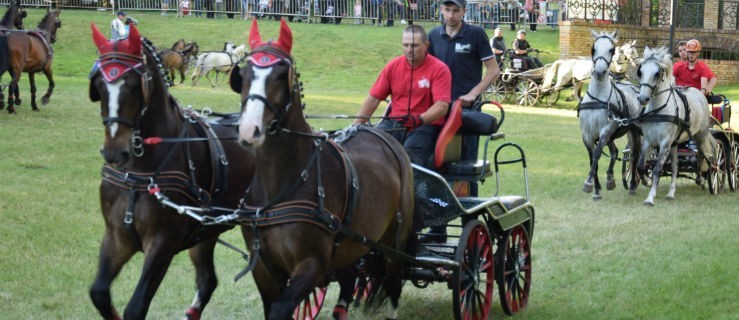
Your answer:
0;35;9;77
541;60;559;90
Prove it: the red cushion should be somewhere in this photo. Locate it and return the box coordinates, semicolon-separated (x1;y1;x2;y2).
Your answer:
434;101;463;169
712;106;723;123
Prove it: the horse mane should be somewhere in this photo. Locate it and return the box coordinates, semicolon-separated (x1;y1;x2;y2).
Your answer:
640;46;674;85
36;10;55;29
141;36;172;100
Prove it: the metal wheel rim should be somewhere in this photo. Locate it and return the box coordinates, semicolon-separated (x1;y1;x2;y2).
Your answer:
452;221;494;320
496;225;532;315
729;141;739;191
708;144;725;195
516;79;540;107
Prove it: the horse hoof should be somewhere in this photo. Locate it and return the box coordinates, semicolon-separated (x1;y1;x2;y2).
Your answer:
606;180;616;190
643;200;654;206
592;194;603;201
41;97;50;105
628;189;636;196
582;182;593;193
665;196;675;201
13;98;21;105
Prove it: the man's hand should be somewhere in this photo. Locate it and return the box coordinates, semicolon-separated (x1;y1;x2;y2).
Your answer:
402;114;424;130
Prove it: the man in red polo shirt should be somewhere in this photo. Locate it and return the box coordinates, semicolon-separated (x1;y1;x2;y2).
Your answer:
354;24;452;167
672;39;717;95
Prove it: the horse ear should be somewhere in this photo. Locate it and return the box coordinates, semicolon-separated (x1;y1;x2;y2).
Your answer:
590;29;599;39
229;65;243;94
91;23;108;50
611;30;619;40
277;19;293;54
128;25;141;52
248;19;262;50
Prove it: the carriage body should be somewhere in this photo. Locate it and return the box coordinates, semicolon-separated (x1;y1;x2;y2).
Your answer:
621;94;739;194
484;50;554;107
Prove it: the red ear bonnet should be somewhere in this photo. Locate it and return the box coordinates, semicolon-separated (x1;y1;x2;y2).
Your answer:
91;23;143;82
247;18;294;67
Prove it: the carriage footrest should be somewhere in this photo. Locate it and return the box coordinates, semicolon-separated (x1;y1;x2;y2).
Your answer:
497;195;527;211
442;160;490;176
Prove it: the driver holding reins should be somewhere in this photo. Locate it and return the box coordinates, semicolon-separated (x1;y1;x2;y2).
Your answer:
354;24;452;168
672;39;717;96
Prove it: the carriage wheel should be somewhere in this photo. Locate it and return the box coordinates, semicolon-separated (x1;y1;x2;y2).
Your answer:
495;225;531;315
539;89;561;107
621;149;633;190
484;79;510;104
293;286;327;320
451;220;494;320
707;142;726;195
727;141;739;191
515;79;540;107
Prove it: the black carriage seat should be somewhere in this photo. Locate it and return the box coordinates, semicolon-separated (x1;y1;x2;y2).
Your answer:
433;100;498;181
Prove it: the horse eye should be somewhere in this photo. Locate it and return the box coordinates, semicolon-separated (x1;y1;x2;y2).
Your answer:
609;49;615;55
637;68;641;77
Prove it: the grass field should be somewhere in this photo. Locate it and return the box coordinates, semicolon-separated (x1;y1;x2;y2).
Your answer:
0;9;737;320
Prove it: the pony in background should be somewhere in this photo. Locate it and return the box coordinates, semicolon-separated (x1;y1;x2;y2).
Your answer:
541;39;639;102
635;46;716;205
578;30;642;200
191;42;247;87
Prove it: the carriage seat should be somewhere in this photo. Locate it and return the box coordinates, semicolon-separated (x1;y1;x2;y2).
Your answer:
707;94;731;125
433;100;498;180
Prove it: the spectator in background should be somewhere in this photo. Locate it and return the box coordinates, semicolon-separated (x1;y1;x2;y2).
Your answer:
490;27;506;69
110;11;128;40
180;0;191;16
162;0;170;15
547;0;559;29
371;0;384;26
354;0;363;24
506;0;520;31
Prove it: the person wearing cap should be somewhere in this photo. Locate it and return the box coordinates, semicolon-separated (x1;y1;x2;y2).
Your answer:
512;29;542;69
111;11;128;41
354;25;452;167
673;39;717;95
490;27;506;69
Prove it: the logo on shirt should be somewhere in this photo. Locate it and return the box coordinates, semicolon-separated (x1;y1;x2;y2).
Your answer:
455;43;471;53
417;77;430;89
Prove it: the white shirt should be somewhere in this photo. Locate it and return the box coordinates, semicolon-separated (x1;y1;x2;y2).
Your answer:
111;18;127;41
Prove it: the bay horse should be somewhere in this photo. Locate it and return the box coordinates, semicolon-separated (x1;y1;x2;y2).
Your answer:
0;0;27;30
88;24;254;319
0;9;60;113
578;30;642;200
635;46;715;206
231;19;415;320
161;41;199;86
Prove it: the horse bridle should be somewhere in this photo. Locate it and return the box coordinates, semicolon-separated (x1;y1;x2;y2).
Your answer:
637;57;668;95
591;35;616;71
240;45;301;136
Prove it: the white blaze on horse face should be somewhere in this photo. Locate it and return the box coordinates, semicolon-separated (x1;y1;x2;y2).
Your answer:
105;80;124;138
238;66;272;146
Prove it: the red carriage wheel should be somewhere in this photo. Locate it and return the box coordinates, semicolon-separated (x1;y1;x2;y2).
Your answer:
495;225;531;315
452;220;494;320
293;286;327;320
727;140;739;191
707;141;726;195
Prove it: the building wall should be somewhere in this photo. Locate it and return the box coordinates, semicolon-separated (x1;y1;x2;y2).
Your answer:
559;20;739;85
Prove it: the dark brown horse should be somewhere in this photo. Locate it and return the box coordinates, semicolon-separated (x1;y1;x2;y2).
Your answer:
0;9;60;113
230;19;415;320
88;24;254;320
0;0;27;30
161;41;199;86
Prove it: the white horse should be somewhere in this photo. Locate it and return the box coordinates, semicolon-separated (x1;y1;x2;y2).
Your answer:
541;40;639;102
578;30;643;200
635;46;717;206
191;43;247;87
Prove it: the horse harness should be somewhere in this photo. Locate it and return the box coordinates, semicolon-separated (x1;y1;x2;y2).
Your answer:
98;39;231;248
576;80;632;126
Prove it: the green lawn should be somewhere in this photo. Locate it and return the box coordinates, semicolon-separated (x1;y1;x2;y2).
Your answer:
0;9;737;320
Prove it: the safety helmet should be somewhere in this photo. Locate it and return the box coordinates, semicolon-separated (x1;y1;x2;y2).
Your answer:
685;39;702;52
